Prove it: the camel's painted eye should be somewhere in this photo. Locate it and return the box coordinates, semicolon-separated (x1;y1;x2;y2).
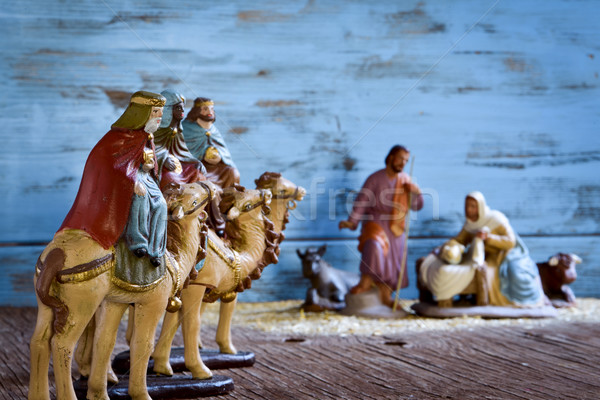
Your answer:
280;190;286;195
244;203;253;211
192;200;198;206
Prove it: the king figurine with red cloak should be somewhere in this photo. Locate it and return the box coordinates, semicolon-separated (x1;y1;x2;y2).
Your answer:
58;91;168;265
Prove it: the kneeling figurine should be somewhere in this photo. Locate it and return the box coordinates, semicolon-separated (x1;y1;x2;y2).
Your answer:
417;191;549;312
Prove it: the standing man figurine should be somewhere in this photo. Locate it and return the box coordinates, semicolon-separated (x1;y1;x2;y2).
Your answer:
339;145;424;307
59;91;167;264
181;97;240;189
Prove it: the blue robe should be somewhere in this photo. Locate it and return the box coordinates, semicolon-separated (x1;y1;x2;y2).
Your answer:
124;167;167;259
499;234;544;306
181;121;237;168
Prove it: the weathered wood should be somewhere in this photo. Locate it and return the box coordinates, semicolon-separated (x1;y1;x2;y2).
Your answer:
0;0;599;302
2;306;599;400
1;0;598;240
1;234;599;306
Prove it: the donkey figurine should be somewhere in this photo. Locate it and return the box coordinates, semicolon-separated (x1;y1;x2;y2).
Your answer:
297;244;359;311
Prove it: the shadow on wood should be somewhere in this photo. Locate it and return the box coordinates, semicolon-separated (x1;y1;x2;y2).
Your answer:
112;348;255;375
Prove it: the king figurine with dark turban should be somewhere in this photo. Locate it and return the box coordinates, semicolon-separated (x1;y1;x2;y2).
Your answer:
153;89;207;190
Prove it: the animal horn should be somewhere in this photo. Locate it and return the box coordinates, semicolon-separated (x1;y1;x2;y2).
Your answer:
570;253;582;264
548;256;559;266
317;244;327;256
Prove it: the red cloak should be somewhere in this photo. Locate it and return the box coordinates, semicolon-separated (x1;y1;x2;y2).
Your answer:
58;128;157;249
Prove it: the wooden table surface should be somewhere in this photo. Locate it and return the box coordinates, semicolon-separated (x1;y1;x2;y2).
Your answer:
3;306;599;400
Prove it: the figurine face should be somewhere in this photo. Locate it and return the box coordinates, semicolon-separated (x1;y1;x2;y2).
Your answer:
465;197;479;222
172;102;185;122
198;104;215;122
389;150;410;173
145;106;164;134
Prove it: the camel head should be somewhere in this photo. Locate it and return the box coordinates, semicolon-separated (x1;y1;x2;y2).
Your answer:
163;181;215;221
255;171;306;210
220;184;272;222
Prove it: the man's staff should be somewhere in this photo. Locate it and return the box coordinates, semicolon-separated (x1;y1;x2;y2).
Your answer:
392;156;415;312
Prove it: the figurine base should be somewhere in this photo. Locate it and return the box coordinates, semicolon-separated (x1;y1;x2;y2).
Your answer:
74;374;233;399
548;298;575;308
339;289;409;319
112;348;255;375
411;302;558;318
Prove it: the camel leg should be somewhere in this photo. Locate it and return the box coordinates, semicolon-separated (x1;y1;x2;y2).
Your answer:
28;298;54;400
74;318;95;379
197;300;209;349
125;304;135;344
181;285;212;379
152;307;181;376
216;296;238;354
51;293;102;400
93;308;120;384
129;299;169;400
87;301;127;400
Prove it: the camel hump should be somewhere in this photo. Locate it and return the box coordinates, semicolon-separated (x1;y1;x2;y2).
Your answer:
40;229;112;271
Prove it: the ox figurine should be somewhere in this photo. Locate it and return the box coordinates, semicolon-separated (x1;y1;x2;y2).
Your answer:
297;245;359;311
537;253;582;308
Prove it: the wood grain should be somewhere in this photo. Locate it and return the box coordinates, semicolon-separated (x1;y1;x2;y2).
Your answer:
4;307;599;400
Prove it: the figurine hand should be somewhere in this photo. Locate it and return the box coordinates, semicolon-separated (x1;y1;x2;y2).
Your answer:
204;147;222;165
398;174;412;185
134;181;147;197
165;157;177;171
476;230;488;240
339;220;357;231
409;182;421;194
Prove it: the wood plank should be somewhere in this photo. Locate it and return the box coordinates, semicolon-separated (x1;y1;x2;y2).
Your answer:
1;233;599;306
4;306;600;399
1;0;598;241
1;1;599;303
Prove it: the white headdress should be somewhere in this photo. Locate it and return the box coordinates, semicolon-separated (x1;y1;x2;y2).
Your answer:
463;191;509;233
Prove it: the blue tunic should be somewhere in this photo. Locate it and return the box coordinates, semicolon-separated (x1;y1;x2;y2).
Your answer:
181;121;237;169
124;167;168;259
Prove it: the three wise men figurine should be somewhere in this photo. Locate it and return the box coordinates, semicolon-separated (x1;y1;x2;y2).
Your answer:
153;89;207;190
181;97;240;189
179;97;241;234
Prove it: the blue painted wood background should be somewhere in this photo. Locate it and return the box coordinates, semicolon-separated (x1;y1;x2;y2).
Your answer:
1;0;598;305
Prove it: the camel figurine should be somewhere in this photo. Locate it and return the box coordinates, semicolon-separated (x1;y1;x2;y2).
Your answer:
114;174;305;379
28;182;213;400
194;172;306;351
151;184;280;379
